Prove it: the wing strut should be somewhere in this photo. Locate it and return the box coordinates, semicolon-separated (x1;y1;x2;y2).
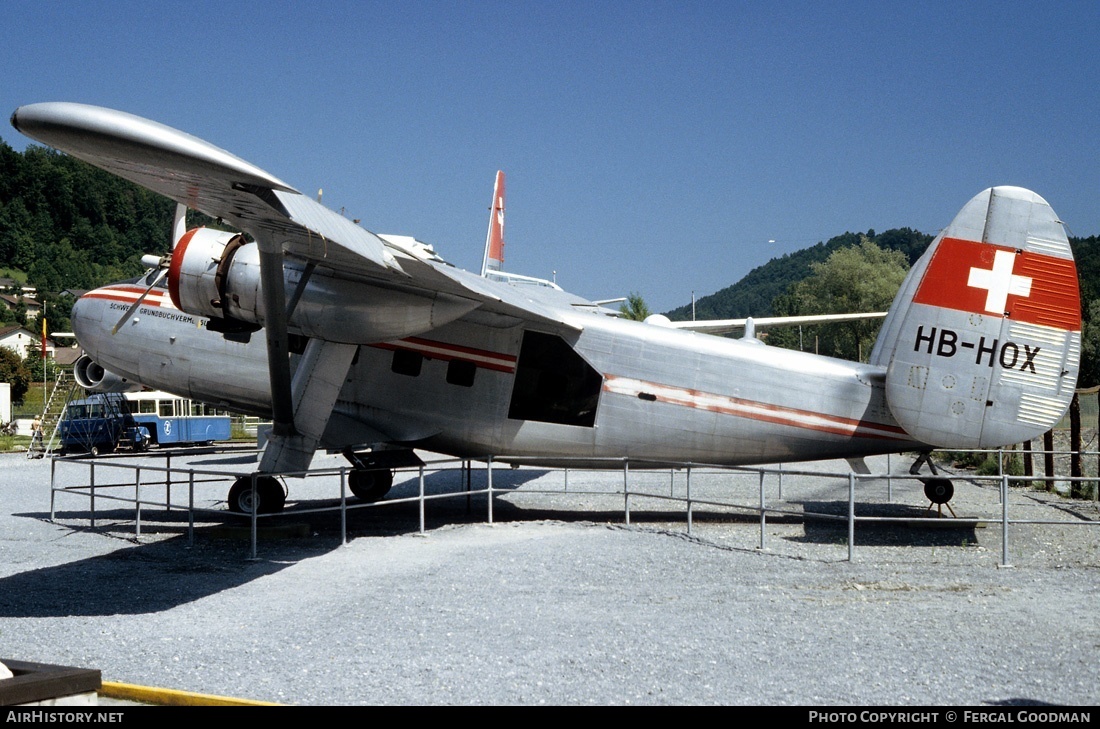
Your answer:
259;338;358;475
255;230;297;436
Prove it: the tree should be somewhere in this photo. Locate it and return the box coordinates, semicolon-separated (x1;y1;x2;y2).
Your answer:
1078;300;1100;388
0;346;32;406
769;237;909;361
619;292;652;321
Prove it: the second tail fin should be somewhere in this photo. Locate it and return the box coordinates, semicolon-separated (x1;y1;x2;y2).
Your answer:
480;170;505;277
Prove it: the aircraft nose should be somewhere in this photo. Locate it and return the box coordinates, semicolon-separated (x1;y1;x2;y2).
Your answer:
71;290;108;358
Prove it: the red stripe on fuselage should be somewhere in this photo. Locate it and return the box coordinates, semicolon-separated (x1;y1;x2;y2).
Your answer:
370;337;517;373
604;375;910;442
82;287;173;307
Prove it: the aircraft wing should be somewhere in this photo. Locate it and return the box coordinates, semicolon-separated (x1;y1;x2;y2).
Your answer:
664;311;888;335
10;102;575;331
10;102;400;273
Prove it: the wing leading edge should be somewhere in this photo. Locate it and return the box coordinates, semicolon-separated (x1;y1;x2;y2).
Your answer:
10;102;578;333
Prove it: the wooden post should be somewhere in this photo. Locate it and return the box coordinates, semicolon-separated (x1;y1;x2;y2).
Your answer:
1043;430;1055;491
1070;392;1083;497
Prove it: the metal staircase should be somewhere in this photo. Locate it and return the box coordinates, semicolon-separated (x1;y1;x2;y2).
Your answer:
36;369;77;458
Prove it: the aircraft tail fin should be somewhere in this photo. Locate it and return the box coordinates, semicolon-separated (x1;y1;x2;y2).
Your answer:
871;187;1080;449
481;170;505;277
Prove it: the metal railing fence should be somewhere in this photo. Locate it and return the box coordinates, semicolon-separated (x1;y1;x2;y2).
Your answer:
47;446;1100;566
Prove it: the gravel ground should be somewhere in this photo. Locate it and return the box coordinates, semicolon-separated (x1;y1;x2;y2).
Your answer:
1;449;1098;706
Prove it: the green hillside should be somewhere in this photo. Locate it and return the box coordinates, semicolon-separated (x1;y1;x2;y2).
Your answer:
663;228;932;321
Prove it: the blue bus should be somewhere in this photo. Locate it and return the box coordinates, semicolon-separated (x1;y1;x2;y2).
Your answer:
124;391;233;447
58;391;232;455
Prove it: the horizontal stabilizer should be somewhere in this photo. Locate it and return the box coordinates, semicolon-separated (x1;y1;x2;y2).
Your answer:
667;311;887;336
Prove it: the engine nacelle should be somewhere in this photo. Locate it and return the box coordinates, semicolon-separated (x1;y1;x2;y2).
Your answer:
168;227;479;343
168;227;248;323
73;355;142;393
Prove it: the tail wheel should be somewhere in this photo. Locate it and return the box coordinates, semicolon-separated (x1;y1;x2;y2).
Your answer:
348;469;394;502
923;478;955;505
228;475;287;514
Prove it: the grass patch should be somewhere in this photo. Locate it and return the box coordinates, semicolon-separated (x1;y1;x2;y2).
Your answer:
936;450;1023;476
0;435;32;452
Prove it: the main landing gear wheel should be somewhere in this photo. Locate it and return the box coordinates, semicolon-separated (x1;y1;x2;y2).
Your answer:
228;475;287;514
348;469;394;502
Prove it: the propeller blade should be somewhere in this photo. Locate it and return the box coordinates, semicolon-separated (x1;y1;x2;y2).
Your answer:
111;267;168;335
114;203;184;334
172;203;187;249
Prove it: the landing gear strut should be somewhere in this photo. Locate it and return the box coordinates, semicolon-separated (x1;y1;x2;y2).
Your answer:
228;475;287;514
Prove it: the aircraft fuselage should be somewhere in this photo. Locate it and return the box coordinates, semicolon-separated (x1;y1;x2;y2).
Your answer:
73;278;917;467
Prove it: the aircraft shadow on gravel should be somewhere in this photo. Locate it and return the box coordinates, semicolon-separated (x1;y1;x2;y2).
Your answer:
0;535;300;618
790;500;981;547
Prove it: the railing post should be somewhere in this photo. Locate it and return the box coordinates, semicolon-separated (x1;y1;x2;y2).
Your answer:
487;457;494;525
186;469;195;547
464;460;472;514
89;462;95;528
623;460;630;525
165;452;173;510
758;470;766;551
340;467;348;547
848;472;856;562
134;466;142;540
1000;474;1012;568
249;473;258;561
418;465;426;535
686;465;693;536
49;456;57;521
886;453;892;502
777;462;783;501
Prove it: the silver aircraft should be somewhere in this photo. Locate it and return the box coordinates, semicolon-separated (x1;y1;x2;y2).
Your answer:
11;103;1082;513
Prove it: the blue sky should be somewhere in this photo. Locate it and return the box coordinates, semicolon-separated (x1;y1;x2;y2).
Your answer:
3;1;1098;312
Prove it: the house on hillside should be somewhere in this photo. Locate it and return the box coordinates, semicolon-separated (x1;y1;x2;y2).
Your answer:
0;325;55;360
0;293;42;324
50;336;82;366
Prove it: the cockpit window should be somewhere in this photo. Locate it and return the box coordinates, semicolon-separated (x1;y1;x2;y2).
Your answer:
143;269;168;288
508;331;602;427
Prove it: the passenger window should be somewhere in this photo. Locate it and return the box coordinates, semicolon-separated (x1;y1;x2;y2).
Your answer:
446;360;476;387
391;350;423;377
